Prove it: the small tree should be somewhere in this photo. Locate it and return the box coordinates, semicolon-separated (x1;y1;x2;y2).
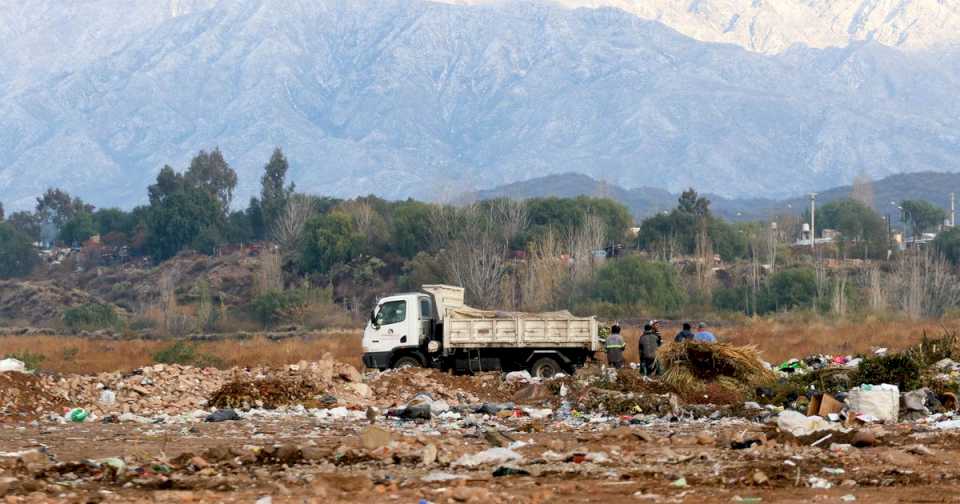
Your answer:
299;212;362;274
0;223;38;278
184;148;238;213
901;199;946;239
259;148;295;233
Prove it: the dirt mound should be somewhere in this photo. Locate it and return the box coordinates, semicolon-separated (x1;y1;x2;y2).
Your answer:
209;378;320;409
368;368;520;405
0;372;66;421
0;280;110;327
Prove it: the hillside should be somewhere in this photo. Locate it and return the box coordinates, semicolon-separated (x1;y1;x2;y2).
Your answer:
3;0;960;209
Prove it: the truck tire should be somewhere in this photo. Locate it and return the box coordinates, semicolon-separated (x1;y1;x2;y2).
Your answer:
392;355;423;369
530;357;562;378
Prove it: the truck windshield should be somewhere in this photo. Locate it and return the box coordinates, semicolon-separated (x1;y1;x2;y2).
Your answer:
377;300;406;326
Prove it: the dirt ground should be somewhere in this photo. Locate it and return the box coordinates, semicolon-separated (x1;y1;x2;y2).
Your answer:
5;412;960;503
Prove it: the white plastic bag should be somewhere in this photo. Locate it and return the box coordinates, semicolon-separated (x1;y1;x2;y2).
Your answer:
0;358;26;373
846;384;899;423
776;410;838;436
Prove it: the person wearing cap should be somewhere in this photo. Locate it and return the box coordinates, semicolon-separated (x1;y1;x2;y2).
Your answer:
639;323;661;376
605;324;626;368
674;322;695;343
694;322;717;343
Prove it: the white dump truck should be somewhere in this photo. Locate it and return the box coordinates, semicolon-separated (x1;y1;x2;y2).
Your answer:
361;285;599;377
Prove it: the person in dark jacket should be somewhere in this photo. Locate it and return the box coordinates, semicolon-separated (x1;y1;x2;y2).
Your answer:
605;324;626;368
674;322;695;343
639;323;660;376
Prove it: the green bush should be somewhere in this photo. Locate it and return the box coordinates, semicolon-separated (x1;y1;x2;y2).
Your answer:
152;341;224;368
5;351;46;371
587;257;686;314
855;353;922;391
250;288;310;328
63;303;120;331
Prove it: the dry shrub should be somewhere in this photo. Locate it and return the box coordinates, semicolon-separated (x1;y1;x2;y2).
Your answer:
658;342;776;397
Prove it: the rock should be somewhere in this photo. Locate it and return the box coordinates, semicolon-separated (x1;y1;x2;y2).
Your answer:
695;432;716;446
752;470;769;485
189;456;210;469
346;382;372;399
421;444;438;466
338;365;363;383
879;450;920;467
513;384;553;403
851;430;877;448
452;487;492;503
484;429;515;448
0;476;19;495
275;445;302;464
905;444;934;456
301;447;327;462
360;426;392;450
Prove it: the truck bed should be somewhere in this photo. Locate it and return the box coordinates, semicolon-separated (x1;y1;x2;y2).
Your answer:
444;312;598;351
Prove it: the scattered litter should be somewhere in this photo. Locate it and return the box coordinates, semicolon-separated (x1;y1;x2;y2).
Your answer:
808;476;833;489
452;448;522;468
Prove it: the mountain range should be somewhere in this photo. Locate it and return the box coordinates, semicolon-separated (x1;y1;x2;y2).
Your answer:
2;0;960;210
473;171;960;222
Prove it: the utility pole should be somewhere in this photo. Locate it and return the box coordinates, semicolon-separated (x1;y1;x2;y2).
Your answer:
809;193;817;253
951;192;956;227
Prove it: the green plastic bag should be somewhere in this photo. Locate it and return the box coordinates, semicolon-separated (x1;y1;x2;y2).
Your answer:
68;408;89;422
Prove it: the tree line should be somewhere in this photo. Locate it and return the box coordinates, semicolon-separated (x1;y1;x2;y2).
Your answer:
3;147;960;322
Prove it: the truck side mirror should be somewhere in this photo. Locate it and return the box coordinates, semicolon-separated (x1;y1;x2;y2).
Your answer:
371;309;380;329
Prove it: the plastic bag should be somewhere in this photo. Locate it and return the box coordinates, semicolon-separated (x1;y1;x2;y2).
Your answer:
846;384;899;423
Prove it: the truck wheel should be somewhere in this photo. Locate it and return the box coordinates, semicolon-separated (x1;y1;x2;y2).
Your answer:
392;355;422;369
530;357;561;378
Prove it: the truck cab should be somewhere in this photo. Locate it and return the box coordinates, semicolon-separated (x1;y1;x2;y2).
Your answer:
361;293;436;370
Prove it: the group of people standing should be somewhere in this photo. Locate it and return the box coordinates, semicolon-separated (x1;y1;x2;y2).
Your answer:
604;320;718;374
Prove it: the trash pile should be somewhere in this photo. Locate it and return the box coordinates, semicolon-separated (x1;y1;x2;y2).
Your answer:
0;354;372;420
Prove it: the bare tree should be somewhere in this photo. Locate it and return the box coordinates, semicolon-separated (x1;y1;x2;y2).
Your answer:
519;229;569;311
339;200;378;241
566;214;607;283
445;232;508;309
256;247;283;295
695;217;714;300
491;199;529;243
888;249;960;318
864;265;885;312
272;194;316;253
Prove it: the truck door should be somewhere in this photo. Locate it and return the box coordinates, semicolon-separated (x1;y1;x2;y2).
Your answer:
419;296;434;342
373;299;414;349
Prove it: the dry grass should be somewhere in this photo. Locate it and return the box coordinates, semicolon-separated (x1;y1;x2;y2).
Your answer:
0;332;362;375
7;316;960;375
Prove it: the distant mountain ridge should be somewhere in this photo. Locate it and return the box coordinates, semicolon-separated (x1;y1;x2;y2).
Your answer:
3;0;960;210
448;0;960;54
473;171;960;222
